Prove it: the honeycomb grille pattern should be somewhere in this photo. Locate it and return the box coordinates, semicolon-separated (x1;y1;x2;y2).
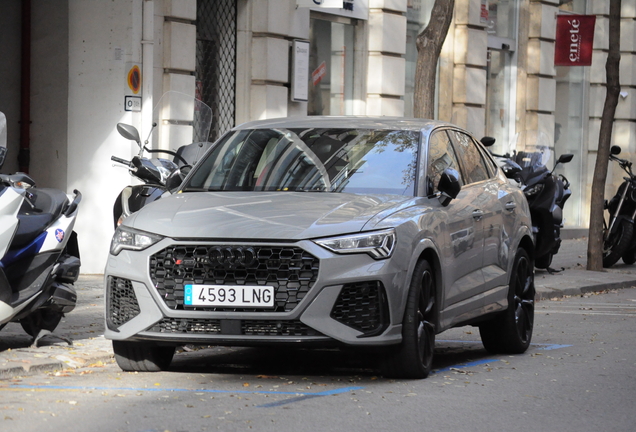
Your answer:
242;320;322;337
152;318;221;334
331;281;387;333
107;277;140;328
149;318;321;337
149;245;320;312
196;0;236;141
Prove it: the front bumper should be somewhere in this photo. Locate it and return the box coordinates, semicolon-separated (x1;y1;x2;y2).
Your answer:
104;238;407;347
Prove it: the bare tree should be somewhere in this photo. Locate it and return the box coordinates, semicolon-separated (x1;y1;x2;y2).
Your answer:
413;0;455;119
587;0;622;270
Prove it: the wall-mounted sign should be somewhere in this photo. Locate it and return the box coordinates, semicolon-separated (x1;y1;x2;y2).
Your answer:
291;40;310;102
126;64;141;94
555;15;596;66
124;96;142;112
297;0;369;21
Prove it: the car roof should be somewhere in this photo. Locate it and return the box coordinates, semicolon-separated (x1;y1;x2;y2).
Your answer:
234;116;462;133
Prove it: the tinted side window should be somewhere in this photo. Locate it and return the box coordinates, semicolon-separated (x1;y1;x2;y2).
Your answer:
427;131;463;194
448;130;491;184
474;138;499;177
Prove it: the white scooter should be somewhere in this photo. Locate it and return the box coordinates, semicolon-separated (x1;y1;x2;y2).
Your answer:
0;112;82;346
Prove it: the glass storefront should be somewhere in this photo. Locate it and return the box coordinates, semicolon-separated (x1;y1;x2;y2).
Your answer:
554;0;587;227
308;16;356;116
485;0;518;155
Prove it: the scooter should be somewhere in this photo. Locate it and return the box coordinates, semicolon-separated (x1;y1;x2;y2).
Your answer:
602;145;636;267
0;112;82;346
483;133;574;270
111;91;213;227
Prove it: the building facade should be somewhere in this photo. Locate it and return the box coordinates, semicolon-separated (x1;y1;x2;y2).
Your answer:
0;0;633;273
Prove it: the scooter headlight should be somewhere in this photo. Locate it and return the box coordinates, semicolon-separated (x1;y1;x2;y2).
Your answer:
110;226;163;256
523;183;544;197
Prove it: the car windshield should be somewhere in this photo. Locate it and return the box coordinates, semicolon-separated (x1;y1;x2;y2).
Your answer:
182;127;419;196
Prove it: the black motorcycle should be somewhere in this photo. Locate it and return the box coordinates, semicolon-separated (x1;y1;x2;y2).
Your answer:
483;136;573;270
602;145;636;267
111;92;213;228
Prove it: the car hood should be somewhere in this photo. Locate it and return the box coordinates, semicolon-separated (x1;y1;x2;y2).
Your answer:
126;192;413;240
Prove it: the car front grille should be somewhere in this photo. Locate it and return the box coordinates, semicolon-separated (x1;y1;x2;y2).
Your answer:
106;276;140;329
149;244;320;312
149;318;322;337
330;281;389;335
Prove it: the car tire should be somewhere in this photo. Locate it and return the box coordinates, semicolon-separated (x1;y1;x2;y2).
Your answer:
381;259;436;379
603;219;634;268
113;341;175;372
479;248;534;354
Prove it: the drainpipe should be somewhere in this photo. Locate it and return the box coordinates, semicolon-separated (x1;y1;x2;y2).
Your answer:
19;0;31;174
141;0;154;145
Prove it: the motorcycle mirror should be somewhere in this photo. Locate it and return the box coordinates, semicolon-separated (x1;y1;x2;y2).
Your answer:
480;136;496;147
0;111;6;169
611;145;622;155
117;123;141;145
557;154;574;164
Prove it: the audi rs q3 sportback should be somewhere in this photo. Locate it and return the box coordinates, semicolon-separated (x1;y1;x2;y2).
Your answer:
104;117;535;378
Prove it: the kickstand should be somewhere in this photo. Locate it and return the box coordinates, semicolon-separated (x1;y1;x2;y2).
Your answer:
31;329;74;348
546;267;565;275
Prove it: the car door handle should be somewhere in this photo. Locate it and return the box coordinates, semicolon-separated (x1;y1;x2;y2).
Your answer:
505;202;517;211
472;210;484;220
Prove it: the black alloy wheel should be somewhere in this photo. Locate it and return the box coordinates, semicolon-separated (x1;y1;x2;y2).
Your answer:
480;248;534;354
381;260;436;379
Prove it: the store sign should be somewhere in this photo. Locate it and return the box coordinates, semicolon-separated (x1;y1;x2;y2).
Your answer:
291;40;310;102
297;0;368;20
312;61;327;86
554;15;596;66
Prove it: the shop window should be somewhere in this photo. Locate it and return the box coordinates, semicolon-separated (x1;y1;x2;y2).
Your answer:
308;15;356;116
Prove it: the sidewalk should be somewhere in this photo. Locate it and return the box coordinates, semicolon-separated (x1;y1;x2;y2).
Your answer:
1;235;635;378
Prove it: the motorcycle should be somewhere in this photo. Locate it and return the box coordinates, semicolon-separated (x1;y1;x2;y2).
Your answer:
111;91;213;227
483;133;574;270
602;145;636;267
0;112;82;346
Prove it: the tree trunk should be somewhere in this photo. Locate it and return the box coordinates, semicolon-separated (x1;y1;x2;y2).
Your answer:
413;0;455;119
587;0;622;270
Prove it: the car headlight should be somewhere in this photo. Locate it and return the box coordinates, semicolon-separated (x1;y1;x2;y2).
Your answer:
110;226;164;256
314;228;396;259
523;183;544;197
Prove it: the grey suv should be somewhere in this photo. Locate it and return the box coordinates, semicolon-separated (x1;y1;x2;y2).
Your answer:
105;117;534;379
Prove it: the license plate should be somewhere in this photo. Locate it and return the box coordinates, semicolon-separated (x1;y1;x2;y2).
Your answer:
184;284;274;308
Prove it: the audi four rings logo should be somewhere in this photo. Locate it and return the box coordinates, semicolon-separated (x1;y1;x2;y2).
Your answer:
208;246;258;267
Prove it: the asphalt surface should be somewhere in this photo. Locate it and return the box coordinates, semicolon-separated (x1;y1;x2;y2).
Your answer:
1;233;635;379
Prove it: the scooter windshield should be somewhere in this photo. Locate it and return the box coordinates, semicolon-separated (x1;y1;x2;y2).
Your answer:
151;91;213;150
508;131;553;170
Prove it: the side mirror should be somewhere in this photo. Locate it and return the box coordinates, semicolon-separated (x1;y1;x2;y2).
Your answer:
557;153;574;164
117;123;141;145
480;136;496;147
438;168;461;206
0;111;7;170
611;145;622;155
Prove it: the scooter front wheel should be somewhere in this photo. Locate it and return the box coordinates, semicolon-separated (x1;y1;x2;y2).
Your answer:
20;309;64;337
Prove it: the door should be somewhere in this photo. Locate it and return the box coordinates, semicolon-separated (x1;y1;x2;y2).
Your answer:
426;130;485;310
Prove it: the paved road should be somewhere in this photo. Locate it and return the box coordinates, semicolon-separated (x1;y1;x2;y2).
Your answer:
1;236;636;378
0;288;634;432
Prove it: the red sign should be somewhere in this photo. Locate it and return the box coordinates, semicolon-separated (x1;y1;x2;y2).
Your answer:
312;61;327;86
555;15;596;66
